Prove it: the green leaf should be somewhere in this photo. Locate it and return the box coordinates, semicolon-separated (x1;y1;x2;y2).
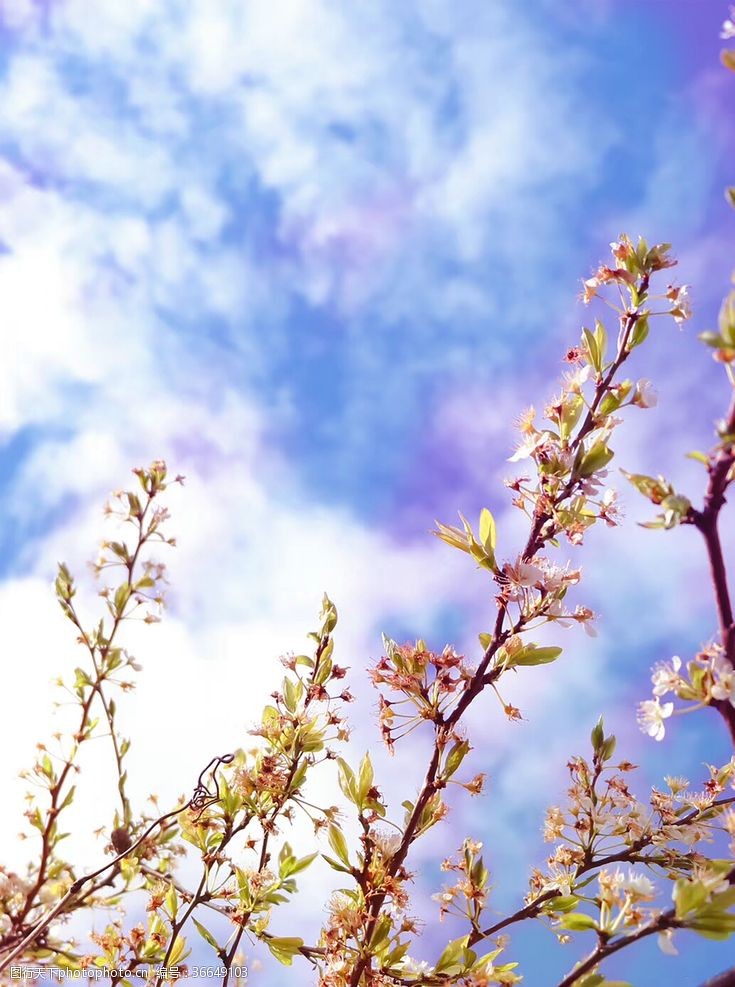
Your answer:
328;825;350;866
283;676;299;712
540;895;581;914
582;327;600;373
444;739;471;780
561;394;585;439
433;520;472;554
674;879;708;919
620;469;670;504
660;493;692;530
435;935;470;975
167;935;188;967
358;752;374;804
113;583;131;615
576;976;605;987
266;936;304;965
690;910;735;939
627;313;650;350
337;758;358;804
321;854;353;874
192;918;220;953
558;912;598;932
594;318;608;366
284;852;318;877
579;442;614;477
590;717;604;752
509;645;562;668
73;667;92;692
165;884;178;920
479;508;496;555
600;735;617;762
699;330;727;349
368;913;392;950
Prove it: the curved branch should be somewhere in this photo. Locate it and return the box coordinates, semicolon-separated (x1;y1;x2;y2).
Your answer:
556;913;675;987
691;389;735;742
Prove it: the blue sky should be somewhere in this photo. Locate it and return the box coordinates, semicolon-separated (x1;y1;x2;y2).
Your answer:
1;1;735;984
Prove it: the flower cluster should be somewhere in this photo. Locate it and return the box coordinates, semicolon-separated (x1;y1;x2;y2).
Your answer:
530;726;735;964
494;554;594;635
638;643;735;741
506;236;689;554
434;839;489;927
370;640;476;750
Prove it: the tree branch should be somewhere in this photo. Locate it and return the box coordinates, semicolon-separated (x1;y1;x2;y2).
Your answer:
702;967;735;987
691;389;735;742
555;913;675;987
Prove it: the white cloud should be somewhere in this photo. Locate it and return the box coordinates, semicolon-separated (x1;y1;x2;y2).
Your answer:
0;0;612;333
0;378;479;865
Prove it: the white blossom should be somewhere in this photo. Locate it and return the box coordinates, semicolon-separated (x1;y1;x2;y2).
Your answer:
651;655;682;697
637;698;674;741
632;378;658;409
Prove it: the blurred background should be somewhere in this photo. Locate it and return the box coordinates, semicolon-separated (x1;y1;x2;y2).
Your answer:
1;1;734;983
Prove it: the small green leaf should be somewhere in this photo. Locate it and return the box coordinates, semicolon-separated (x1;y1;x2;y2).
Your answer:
582;327;600;373
600;735;617;762
479;508;496;555
284;852;318;877
590;717;604;752
579;442;614;477
435;935;470;975
444;740;471;779
540;895;581;914
328;825;350;866
561;394;585;439
674;879;708;919
266;936;304;966
558;912;598;932
192;918;220;953
509;645;562;668
165;884;178;920
690;910;735;939
627;314;650;350
358;752;374;804
321;854;353;874
337;759;358;804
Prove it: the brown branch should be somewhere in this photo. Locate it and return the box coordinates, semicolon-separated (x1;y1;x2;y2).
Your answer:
347;289;651;986
11;488;163;937
470;793;735;946
702;967;735;987
559;864;735;987
555;913;676;987
690;389;735;742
